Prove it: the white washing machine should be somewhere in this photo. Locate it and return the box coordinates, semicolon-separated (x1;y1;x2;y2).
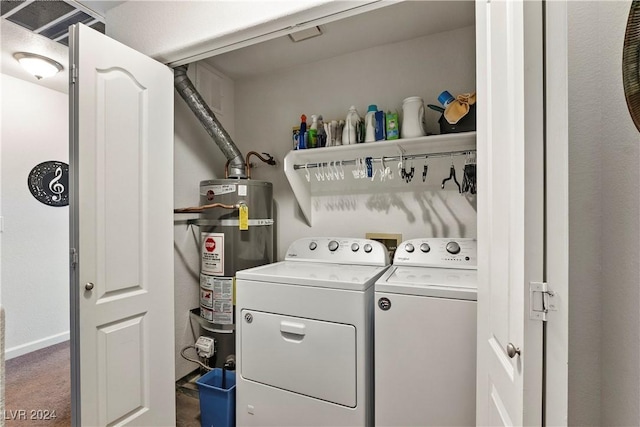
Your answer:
374;238;477;427
235;237;390;427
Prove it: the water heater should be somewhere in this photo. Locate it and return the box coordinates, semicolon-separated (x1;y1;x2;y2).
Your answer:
197;179;274;365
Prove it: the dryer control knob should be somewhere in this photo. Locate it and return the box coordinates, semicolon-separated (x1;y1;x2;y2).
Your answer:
309;241;318;251
420;243;431;253
446;241;461;254
363;243;373;253
405;243;415;253
351;243;360;252
328;240;339;251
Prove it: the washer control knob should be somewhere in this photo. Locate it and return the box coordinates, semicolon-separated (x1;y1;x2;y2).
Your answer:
405;243;415;253
363;243;373;253
328;240;339;251
351;243;360;252
420;243;431;253
309;241;318;251
446;241;461;254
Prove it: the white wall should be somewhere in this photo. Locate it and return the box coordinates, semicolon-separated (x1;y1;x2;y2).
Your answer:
595;1;639;424
0;74;69;359
567;3;602;424
568;1;639;425
233;25;477;259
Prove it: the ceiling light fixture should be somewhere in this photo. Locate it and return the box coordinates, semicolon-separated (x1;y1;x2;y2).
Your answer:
13;52;63;80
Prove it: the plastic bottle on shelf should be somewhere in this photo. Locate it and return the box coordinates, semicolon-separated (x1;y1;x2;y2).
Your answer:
342;106;361;145
374;110;386;141
386;110;399;140
336;120;344;145
293;128;299;149
298;114;307;149
364;105;377;142
438;90;455;107
329;120;338;146
309;114;318;148
317;115;326;147
401;96;426;138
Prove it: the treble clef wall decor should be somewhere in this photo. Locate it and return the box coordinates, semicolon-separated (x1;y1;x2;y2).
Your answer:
27;161;69;207
48;166;65;202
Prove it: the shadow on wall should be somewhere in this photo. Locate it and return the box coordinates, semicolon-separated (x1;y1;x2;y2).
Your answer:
316;195;358;212
308;190;476;238
366;193;416;223
364;190;476;237
414;191;477;237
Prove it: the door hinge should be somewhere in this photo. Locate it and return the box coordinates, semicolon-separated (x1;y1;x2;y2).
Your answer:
70;64;77;84
70;248;78;270
530;281;556;321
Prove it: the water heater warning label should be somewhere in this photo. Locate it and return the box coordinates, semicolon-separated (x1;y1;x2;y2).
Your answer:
201;232;224;275
200;276;233;325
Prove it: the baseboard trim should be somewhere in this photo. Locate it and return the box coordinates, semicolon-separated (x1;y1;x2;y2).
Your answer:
5;331;70;360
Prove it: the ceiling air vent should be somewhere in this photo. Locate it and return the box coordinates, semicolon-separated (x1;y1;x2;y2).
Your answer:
1;0;105;46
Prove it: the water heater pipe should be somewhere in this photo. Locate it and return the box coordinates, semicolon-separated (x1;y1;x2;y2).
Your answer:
224;151;276;179
174;202;240;214
173;65;246;179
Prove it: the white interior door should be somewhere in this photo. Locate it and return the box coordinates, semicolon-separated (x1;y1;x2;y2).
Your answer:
69;24;175;426
476;0;544;425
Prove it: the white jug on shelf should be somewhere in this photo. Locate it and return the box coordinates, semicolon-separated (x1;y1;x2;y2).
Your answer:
342;105;361;145
364;104;377;143
401;96;426;138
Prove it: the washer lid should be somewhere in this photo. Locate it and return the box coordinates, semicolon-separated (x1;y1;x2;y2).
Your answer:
375;266;478;300
236;261;389;291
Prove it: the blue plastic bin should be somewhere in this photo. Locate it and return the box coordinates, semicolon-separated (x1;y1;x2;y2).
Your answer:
196;368;236;427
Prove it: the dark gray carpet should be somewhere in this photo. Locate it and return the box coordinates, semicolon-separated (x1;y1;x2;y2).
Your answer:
5;341;71;426
5;341;202;426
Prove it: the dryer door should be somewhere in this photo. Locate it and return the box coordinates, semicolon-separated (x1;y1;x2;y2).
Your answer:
240;310;357;407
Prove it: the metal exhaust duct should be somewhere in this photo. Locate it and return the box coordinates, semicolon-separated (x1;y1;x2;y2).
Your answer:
174;65;246;178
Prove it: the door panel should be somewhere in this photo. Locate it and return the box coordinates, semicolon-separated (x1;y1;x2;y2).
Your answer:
69;23;175;426
476;0;544;425
98;316;145;422
97;69;146;298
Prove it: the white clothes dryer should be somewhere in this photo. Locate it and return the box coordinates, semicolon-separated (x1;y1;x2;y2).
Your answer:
374;238;477;427
235;237;390;427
